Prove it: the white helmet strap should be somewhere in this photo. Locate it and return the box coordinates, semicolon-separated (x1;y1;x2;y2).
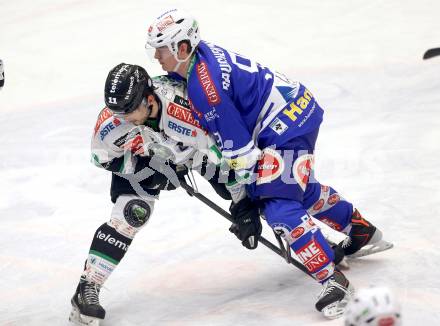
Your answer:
171;45;196;73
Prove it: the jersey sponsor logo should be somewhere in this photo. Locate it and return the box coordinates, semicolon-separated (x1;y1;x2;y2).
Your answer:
173;95;191;109
256;148;284;185
313;199;325;212
291;227;305;239
94;108;113;135
189;99;203;119
315;269;329;281
298;103;316;128
100;118;121;140
319;217;342;231
327;193;340;205
296;238;330;273
196;61;221;105
167;102;205;132
292;154;314;191
113;133;129;148
206;42;232;90
269;117;289;135
312;263;334;282
283;88;313;122
96;230;129;252
204;107;219;122
168;120;195;137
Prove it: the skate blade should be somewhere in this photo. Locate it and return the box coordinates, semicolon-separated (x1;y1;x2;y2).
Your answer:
347;240;394;259
69;306;101;326
321;284;355;319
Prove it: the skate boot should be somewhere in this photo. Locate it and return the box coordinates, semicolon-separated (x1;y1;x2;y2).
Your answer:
315;269;354;319
339;209;393;258
69;276;105;326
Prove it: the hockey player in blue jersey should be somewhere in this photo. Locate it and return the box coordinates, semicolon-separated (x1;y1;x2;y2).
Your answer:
145;9;391;319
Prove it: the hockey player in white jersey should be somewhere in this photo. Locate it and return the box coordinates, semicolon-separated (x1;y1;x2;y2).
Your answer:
69;63;226;326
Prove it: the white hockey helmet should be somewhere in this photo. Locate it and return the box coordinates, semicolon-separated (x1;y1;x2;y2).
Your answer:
344;287;402;326
146;9;200;57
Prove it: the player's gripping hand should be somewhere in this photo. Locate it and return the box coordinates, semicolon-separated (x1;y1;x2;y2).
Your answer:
127;126;195;165
229;197;262;250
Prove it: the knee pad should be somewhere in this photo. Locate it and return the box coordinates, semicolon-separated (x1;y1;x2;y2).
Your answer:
109;195;155;239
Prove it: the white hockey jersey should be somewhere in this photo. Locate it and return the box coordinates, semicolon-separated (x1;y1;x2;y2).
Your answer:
91;75;221;174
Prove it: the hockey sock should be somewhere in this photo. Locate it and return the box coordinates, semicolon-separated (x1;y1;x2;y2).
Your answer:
83;223;133;284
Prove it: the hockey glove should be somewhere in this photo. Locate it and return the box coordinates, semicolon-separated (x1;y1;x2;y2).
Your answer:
128;126;196;165
229;197;262;250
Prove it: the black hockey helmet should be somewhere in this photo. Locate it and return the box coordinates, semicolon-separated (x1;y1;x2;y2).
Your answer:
104;63;155;114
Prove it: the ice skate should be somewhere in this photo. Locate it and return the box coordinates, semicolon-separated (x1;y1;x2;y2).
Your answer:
69;276;105;326
339;209;393;259
315;269;354;319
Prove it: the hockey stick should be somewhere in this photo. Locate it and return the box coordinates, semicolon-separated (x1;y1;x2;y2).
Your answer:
178;177;311;276
423;48;440;60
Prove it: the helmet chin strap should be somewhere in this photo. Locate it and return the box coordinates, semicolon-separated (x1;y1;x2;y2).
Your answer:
172;60;183;73
172;48;195;74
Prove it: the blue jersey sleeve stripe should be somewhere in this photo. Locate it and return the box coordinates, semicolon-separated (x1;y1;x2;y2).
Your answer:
222;139;256;158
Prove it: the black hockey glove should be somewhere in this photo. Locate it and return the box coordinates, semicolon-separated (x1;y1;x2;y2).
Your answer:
229;197;262;250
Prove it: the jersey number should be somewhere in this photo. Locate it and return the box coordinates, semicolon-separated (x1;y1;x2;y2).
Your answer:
229;52;259;73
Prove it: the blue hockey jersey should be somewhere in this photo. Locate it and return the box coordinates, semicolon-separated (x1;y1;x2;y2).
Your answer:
187;41;323;175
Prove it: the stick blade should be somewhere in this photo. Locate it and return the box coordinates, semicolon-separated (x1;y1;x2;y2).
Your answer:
423;48;440;60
